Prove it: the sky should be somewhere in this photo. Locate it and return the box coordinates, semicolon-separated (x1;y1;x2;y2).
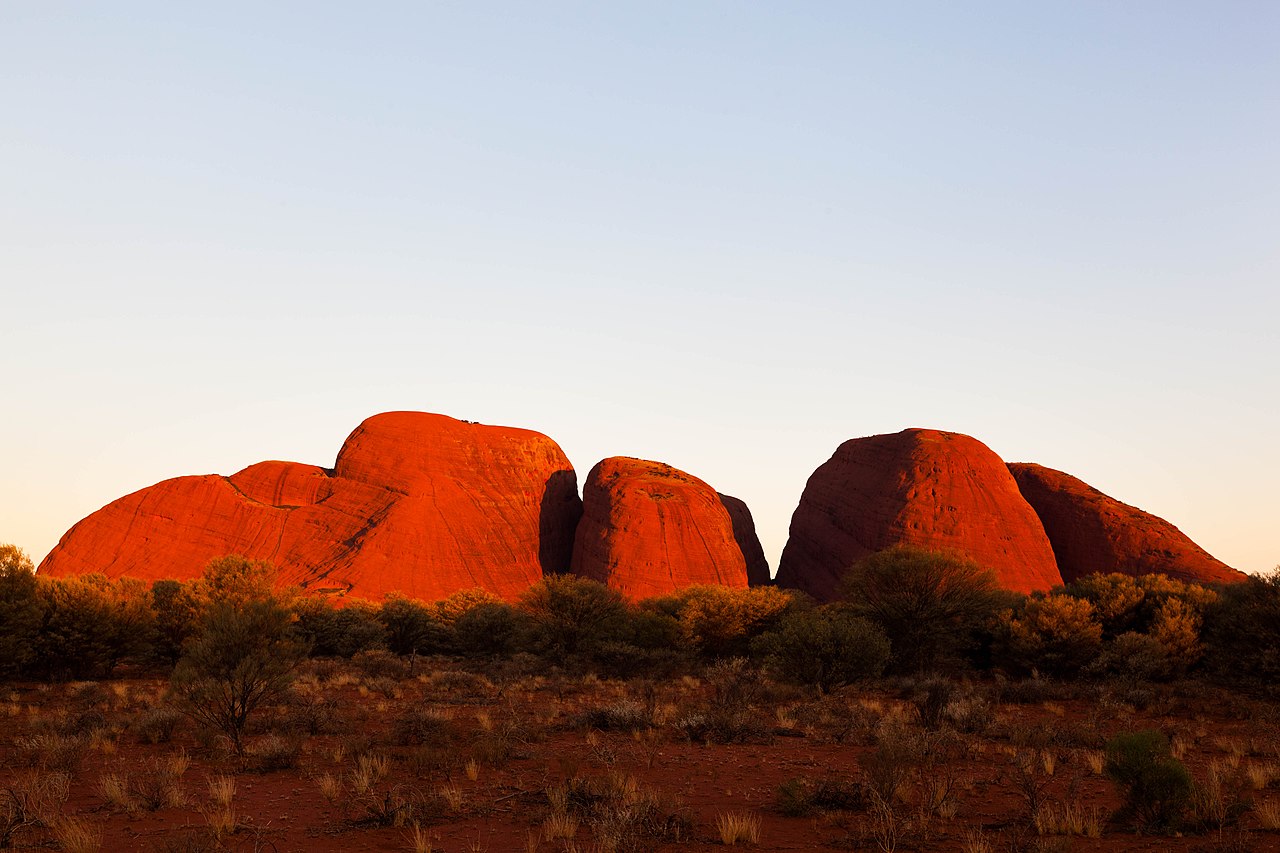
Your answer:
3;2;1277;576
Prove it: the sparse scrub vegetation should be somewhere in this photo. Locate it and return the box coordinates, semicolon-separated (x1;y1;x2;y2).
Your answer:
4;542;1280;852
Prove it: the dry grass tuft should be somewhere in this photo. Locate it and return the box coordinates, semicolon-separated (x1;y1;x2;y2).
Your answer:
1033;801;1104;837
542;809;579;841
715;811;761;845
1255;798;1280;830
51;815;102;853
207;775;235;809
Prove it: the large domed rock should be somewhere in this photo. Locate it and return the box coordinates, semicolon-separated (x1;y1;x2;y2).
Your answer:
39;412;583;602
776;428;1062;601
1008;463;1245;586
718;493;772;586
570;457;756;599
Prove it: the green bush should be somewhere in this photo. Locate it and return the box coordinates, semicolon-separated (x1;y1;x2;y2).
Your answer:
752;607;889;693
454;601;526;658
841;546;1008;673
647;584;796;659
995;594;1102;677
519;575;630;657
293;597;386;658
170;559;305;755
378;593;449;656
0;545;41;679
31;574;154;679
1104;730;1192;830
150;579;200;665
1202;569;1280;691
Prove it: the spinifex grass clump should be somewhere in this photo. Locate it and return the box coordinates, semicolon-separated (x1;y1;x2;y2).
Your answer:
1104;729;1192;831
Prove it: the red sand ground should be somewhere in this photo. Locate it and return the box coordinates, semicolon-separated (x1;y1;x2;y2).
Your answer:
3;663;1279;852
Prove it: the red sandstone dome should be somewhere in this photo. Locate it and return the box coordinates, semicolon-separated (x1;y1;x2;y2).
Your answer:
775;429;1062;601
570;457;760;599
38;412;583;602
1008;462;1245;586
717;493;772;587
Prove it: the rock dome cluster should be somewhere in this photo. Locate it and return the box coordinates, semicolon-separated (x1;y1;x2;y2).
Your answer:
40;413;1241;600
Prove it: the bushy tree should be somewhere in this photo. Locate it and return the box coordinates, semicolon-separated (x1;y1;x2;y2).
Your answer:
0;545;41;679
293;597;386;658
32;574;154;679
1065;572;1217;639
454;601;526;658
996;594;1103;677
434;587;505;626
841;546;1008;673
379;593;448;656
518;574;629;656
753;607;889;693
648;585;796;659
1202;568;1280;690
194;554;282;608
170;557;304;754
150;579;201;665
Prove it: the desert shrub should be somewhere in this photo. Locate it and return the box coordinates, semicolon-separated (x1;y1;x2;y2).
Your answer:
31;574;155;679
1065;573;1217;640
351;648;409;679
149;579;200;665
995;594;1102;677
454;601;526;658
434;588;505;626
135;707;183;744
649;585;795;659
519;575;630;657
752;607;889;693
280;692;343;735
1092;631;1177;683
905;676;958;729
170;559;305;755
378;593;450;656
1104;730;1193;830
393;707;455;747
577;701;652;733
0;545;42;679
248;733;303;772
863;714;928;804
193;555;281;608
1187;759;1251;832
1202;569;1280;691
293;598;386;658
841;546;1007;673
775;776;868;816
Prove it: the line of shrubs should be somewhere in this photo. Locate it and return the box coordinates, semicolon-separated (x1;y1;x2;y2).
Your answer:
3;543;1280;693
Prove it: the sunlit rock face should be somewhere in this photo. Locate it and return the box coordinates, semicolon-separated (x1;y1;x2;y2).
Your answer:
39;412;583;602
776;428;1063;601
1008;462;1245;586
569;457;758;599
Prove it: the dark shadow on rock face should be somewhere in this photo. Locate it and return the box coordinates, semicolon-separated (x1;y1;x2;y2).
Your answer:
540;469;583;575
718;493;771;586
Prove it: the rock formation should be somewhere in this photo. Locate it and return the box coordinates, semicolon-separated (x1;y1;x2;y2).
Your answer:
1008;463;1244;585
776;429;1062;601
570;457;757;599
39;412;583;602
718;493;772;586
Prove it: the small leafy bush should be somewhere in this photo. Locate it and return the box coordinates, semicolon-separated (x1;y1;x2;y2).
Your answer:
1104;730;1192;830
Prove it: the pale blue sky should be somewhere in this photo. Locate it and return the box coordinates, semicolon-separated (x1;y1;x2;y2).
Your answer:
4;2;1277;574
